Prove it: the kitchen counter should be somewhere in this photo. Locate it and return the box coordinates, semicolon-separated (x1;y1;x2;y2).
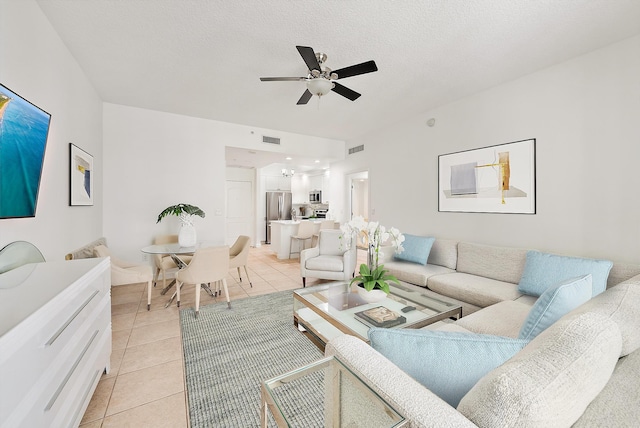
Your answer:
270;220;339;259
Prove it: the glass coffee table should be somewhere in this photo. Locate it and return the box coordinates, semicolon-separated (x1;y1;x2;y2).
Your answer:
294;281;463;350
261;355;406;427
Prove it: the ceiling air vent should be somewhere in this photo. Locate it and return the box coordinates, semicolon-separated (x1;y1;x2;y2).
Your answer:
348;144;364;155
262;135;281;145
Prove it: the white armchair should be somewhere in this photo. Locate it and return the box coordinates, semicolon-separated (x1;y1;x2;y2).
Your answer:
300;229;357;287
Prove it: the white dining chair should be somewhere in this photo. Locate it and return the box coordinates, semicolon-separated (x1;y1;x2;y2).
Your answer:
175;246;230;318
229;235;252;287
152;234;193;290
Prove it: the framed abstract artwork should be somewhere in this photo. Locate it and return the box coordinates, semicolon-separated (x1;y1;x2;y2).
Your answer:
69;143;94;206
438;139;536;214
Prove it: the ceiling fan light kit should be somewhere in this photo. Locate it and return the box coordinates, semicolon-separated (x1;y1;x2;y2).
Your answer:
307;78;334;96
260;45;378;105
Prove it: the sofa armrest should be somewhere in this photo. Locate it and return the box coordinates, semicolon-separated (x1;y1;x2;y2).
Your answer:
325;335;477;428
300;246;320;276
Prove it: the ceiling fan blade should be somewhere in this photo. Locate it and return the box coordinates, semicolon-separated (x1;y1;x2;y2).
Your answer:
331;83;361;101
296;46;321;72
332;60;378;79
260;77;306;81
297;89;313;105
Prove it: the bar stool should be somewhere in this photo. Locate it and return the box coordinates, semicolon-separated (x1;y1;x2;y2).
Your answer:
289;221;316;258
311;220;335;247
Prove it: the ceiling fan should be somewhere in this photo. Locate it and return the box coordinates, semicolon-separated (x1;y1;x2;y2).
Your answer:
260;46;378;105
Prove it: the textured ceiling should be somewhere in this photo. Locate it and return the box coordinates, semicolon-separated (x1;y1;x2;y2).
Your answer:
37;0;640;144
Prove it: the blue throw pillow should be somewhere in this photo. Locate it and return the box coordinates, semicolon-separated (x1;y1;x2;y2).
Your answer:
369;329;529;407
393;234;435;265
517;250;612;297
518;274;593;341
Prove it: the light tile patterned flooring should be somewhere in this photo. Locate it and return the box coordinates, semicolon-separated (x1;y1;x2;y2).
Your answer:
79;244;343;427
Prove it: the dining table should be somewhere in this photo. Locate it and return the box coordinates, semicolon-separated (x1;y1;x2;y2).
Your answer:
140;242;221;308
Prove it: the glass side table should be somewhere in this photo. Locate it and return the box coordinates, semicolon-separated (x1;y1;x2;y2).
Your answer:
261;356;406;428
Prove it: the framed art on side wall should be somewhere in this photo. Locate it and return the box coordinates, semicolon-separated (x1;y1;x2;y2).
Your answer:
69;143;94;206
438;139;536;214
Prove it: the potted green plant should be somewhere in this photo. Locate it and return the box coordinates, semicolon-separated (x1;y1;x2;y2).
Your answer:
157;203;205;247
341;217;405;303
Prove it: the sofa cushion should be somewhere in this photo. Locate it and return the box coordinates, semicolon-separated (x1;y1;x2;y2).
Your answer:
305;255;344;272
369;328;528;408
455;300;532;338
427;239;459;270
458;312;622;428
456;242;528;284
384;261;455;287
573;348;640;427
428;272;522;308
517;250;613;297
393;234;434;265
570;281;640;357
518;274;593;341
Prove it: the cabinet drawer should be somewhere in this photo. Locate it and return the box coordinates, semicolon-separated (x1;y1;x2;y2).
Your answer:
0;284;108;424
3;299;111;428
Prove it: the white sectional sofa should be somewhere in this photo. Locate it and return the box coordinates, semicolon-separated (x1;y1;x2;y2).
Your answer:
326;238;640;427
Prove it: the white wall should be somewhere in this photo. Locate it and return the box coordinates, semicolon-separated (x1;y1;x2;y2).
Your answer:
0;0;103;260
103;104;344;260
331;35;640;264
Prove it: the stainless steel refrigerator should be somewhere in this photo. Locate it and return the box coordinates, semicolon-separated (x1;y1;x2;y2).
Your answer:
265;191;292;244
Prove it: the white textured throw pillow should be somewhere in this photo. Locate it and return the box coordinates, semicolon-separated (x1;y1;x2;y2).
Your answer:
458;312;622;427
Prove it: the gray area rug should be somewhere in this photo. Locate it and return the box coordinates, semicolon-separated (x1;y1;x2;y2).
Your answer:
180;290;324;427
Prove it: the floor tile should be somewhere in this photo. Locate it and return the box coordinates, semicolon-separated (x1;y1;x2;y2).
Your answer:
79;420;103;428
104;347;126;379
80;376;116;424
102;392;187;428
111;301;140;316
112;329;131;351
106;360;184;416
127;319;180;347
119;336;182;374
111;312;136;332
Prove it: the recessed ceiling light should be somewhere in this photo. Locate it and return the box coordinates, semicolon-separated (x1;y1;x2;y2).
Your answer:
314;160;320;163
286;157;292;160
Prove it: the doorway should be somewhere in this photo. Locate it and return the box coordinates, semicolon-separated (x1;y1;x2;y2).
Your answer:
349;171;369;221
226;180;252;245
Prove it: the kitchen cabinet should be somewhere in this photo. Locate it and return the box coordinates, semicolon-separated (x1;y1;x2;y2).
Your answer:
266;175;291;191
322;173;331;203
309;175;323;193
291;174;308;204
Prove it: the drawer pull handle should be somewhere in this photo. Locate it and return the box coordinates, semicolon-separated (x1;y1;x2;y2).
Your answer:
45;329;99;412
45;290;100;346
71;369;102;425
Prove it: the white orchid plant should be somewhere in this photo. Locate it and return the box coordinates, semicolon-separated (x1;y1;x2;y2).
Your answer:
341;216;405;294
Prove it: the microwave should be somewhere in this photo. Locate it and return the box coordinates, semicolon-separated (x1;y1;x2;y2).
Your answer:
309;190;322;203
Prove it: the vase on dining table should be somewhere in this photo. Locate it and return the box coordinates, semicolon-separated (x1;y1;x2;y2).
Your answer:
179;222;197;247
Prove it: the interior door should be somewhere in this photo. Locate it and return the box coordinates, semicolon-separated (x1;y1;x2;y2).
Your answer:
350;174;369;221
226;180;252;245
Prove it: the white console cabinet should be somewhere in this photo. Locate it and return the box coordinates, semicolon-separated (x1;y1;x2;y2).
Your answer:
0;257;111;428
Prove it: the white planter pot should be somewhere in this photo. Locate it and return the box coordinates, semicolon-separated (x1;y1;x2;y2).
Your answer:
356;285;388;304
179;223;197;247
